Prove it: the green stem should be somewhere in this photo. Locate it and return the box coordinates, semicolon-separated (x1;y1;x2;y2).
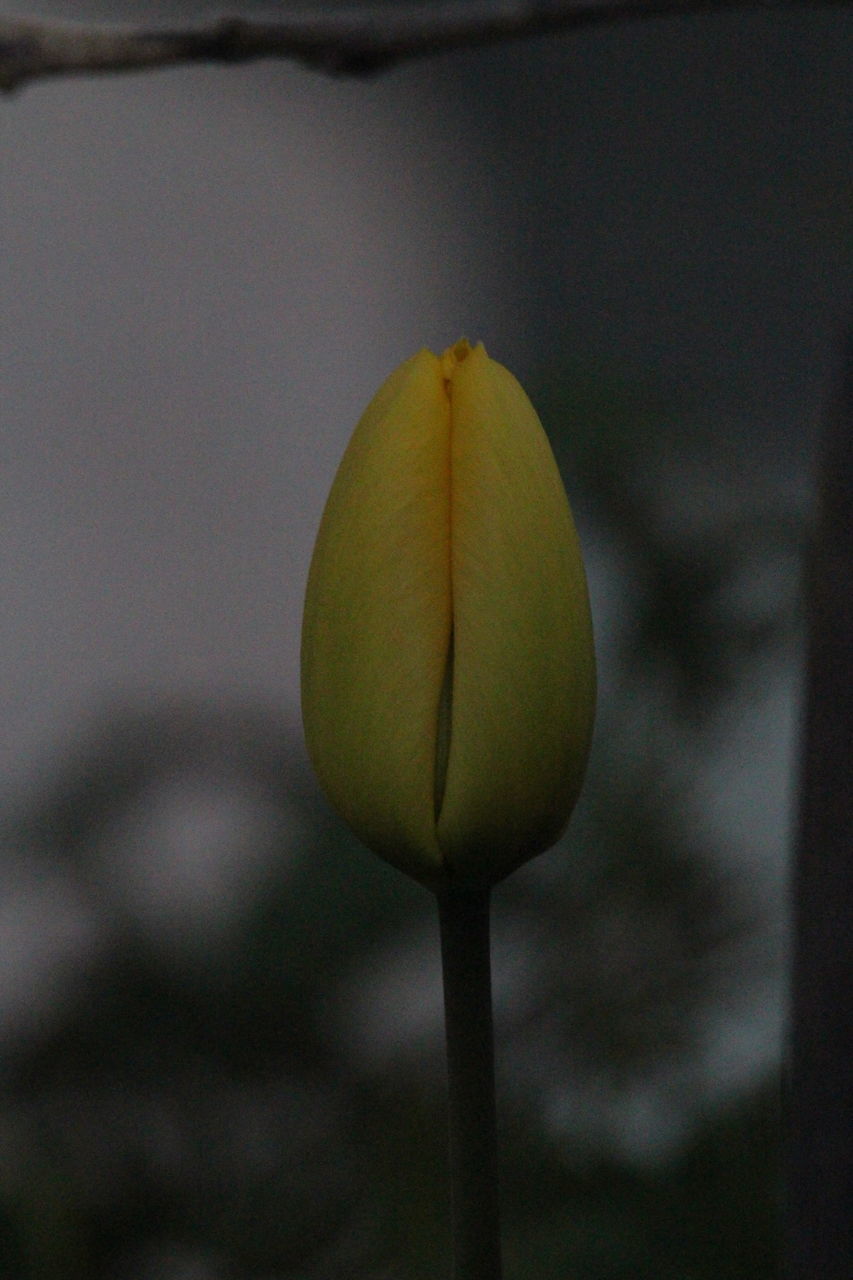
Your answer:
437;886;503;1280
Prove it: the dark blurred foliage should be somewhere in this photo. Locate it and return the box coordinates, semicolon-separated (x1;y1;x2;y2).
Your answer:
0;362;798;1279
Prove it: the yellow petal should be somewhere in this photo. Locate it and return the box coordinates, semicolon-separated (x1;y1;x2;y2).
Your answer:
436;342;596;884
301;349;451;881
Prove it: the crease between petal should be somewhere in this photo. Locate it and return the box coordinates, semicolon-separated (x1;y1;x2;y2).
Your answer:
437;343;596;883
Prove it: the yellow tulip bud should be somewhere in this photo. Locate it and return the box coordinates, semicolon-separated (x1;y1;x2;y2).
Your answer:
301;340;595;889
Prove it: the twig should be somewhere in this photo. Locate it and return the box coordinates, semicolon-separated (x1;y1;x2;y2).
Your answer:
0;2;849;94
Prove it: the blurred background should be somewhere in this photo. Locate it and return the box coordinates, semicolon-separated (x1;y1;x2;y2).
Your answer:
2;2;852;1276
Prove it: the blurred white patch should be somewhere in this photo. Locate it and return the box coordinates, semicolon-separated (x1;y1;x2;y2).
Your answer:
701;657;798;890
0;858;100;1044
336;910;546;1073
94;774;290;956
1;55;517;805
336;921;443;1069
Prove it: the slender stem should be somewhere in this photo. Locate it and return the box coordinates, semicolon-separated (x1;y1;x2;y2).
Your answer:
437;886;502;1280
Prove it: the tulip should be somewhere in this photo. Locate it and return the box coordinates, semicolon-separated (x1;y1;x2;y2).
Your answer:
301;339;595;889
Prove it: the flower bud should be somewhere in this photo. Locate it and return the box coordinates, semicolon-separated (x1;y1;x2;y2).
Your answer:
301;340;595;888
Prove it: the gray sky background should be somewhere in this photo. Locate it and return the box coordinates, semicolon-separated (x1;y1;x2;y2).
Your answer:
3;5;850;793
3;16;520;799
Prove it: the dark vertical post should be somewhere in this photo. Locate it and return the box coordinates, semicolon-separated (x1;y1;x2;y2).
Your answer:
789;329;853;1278
438;887;502;1280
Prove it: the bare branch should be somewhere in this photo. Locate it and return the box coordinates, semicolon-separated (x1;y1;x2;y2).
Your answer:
0;1;849;94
